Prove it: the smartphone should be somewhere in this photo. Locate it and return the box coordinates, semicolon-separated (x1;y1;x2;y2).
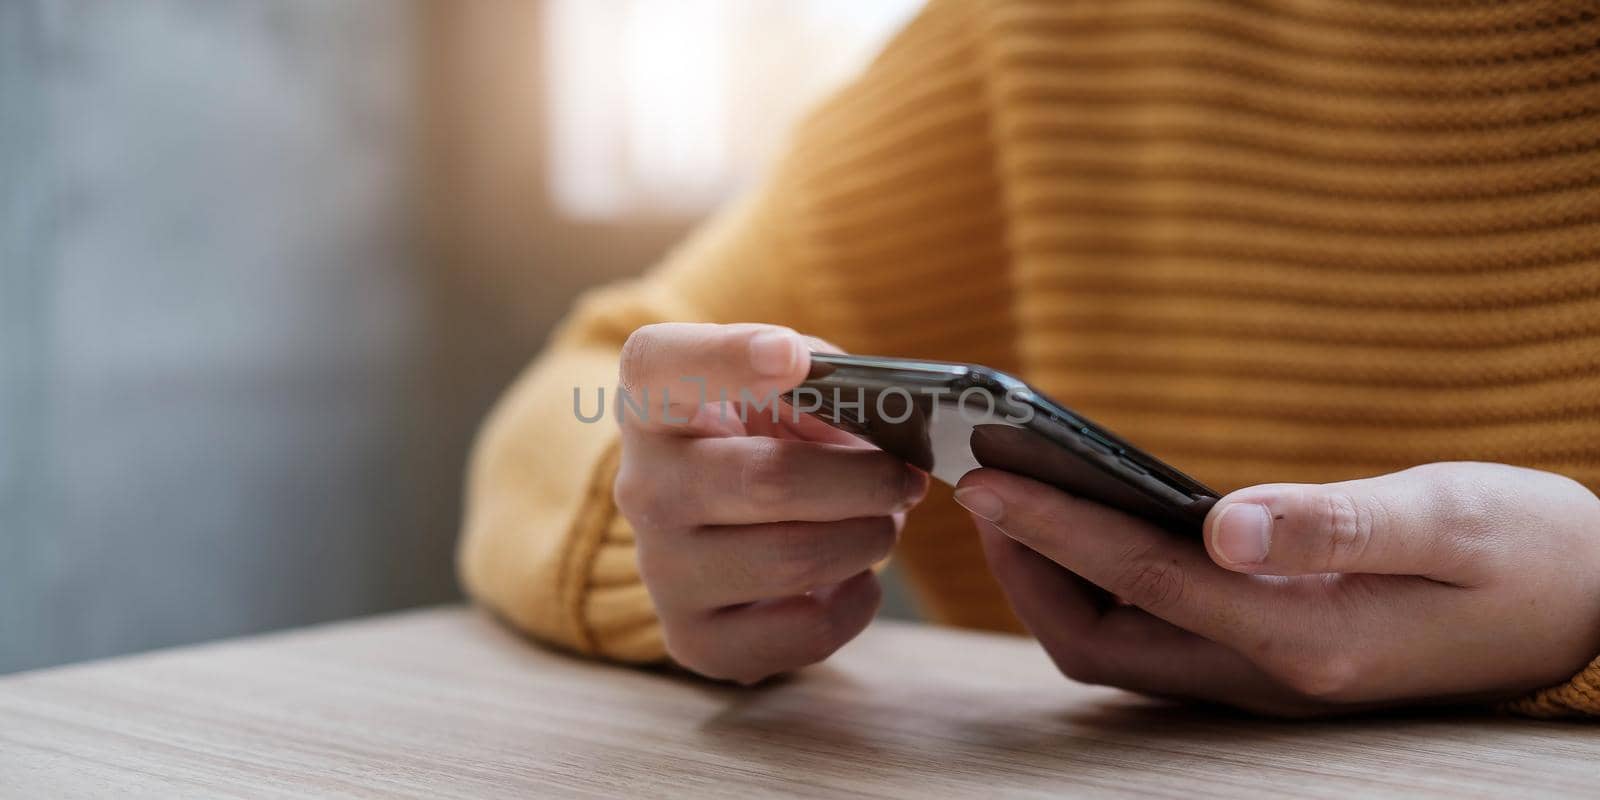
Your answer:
784;352;1218;535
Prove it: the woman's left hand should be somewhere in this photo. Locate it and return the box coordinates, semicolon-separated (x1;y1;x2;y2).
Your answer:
954;461;1600;716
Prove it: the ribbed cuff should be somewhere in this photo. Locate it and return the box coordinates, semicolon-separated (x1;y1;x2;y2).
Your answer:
1501;654;1600;718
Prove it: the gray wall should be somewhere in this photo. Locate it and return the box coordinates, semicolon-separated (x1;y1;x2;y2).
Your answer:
0;0;456;673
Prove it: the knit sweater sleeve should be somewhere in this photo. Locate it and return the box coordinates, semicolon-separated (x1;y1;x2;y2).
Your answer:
1505;657;1600;718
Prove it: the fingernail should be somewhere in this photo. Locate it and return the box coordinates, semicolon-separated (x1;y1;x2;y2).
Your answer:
898;468;929;510
748;330;799;377
953;487;1003;522
1214;503;1272;565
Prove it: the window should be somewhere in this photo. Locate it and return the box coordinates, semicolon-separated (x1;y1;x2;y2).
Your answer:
545;0;923;219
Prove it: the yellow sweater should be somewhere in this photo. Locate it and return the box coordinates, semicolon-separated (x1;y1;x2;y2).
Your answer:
459;0;1600;716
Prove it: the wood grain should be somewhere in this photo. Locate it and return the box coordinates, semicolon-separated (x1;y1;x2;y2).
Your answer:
0;607;1592;798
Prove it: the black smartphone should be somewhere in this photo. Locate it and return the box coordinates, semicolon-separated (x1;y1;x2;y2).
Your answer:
785;352;1218;535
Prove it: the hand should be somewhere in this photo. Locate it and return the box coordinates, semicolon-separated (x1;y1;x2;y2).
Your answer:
613;323;927;684
955;462;1600;715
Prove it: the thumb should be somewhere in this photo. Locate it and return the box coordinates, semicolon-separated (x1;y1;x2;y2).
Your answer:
1203;465;1485;582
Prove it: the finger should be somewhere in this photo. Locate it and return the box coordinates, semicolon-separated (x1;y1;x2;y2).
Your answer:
956;469;1280;649
976;521;1329;716
621;435;927;527
747;336;867;444
1203;463;1495;583
769;398;869;445
974;517;1107;656
640;516;900;612
617;323;811;434
664;571;881;685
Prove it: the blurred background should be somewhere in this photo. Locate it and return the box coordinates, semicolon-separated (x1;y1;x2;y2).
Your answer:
0;0;922;673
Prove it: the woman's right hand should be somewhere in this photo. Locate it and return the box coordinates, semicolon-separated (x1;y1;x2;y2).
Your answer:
613;323;928;684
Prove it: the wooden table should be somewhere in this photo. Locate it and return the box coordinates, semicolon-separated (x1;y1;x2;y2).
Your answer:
1;607;1593;798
